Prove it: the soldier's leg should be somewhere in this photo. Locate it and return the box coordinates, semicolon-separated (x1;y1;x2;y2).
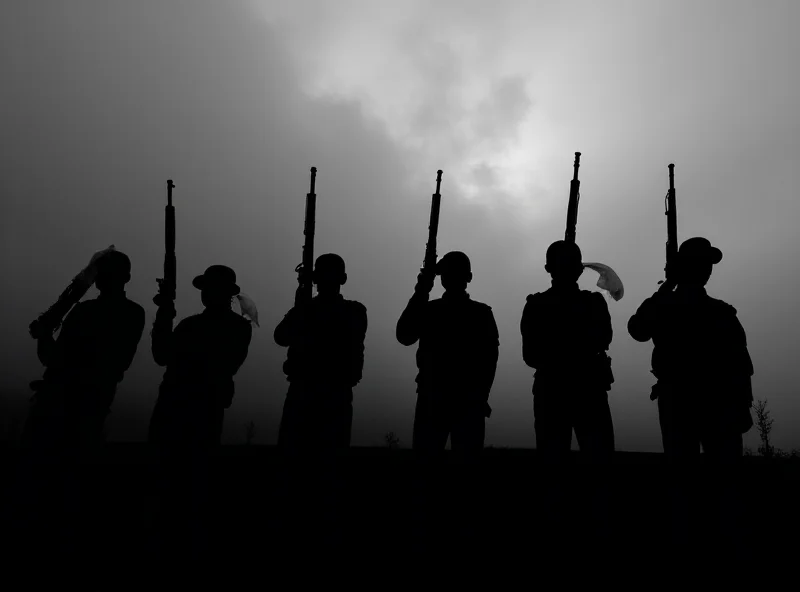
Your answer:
277;385;306;452
573;394;615;459
534;392;573;457
412;395;450;452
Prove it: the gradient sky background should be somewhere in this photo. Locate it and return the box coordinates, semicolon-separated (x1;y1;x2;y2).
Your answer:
2;0;798;451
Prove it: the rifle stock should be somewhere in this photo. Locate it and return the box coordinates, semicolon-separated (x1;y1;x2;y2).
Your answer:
154;180;176;307
295;167;317;306
422;170;444;274
565;152;581;243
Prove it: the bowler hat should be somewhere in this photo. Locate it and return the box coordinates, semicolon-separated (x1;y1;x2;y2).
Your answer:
192;265;240;295
679;237;723;265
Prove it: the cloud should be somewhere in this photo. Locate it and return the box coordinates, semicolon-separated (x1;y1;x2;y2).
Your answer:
251;0;566;217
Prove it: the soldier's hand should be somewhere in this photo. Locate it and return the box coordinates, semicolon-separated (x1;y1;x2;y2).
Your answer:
414;270;435;295
657;278;677;295
155;301;177;321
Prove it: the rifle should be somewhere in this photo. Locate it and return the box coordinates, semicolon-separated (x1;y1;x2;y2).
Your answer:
294;167;317;306
421;170;444;275
564;152;581;243
662;163;678;286
153;180;176;307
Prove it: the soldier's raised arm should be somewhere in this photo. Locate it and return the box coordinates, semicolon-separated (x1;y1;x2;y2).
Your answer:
396;271;433;346
627;293;662;343
274;305;304;348
151;303;177;367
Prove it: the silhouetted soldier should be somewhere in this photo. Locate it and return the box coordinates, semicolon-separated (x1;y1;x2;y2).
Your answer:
520;241;615;459
628;237;754;457
148;265;252;563
19;250;145;571
274;253;368;452
628;237;754;561
397;251;499;456
24;250;145;451
520;241;615;554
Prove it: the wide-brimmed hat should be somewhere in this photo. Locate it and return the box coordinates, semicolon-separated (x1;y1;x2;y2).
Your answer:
435;251;471;276
679;237;723;265
192;265;240;295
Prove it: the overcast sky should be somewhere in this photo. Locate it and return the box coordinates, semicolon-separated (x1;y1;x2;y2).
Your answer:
2;0;798;451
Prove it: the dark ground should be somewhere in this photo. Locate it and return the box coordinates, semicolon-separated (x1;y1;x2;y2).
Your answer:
2;443;798;586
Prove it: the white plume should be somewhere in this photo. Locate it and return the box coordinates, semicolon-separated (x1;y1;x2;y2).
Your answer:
583;262;624;301
236;292;260;327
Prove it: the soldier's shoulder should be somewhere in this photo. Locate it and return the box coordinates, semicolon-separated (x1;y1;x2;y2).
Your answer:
524;291;547;305
469;298;493;313
583;289;608;305
707;296;738;317
178;313;203;328
226;309;253;327
344;299;367;314
123;298;146;316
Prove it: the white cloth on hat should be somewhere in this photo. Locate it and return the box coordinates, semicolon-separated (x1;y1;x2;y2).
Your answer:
235;292;259;327
583;262;624;301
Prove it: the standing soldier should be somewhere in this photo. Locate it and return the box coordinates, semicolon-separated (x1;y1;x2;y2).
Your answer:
25;249;146;452
628;237;753;457
627;237;753;558
274;253;368;452
148;264;252;563
520;240;615;459
19;248;145;571
397;251;499;456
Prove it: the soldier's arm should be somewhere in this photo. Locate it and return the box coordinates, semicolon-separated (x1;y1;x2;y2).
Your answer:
396;292;428;347
520;295;541;369
274;306;303;348
350;303;368;386
151;307;178;367
592;292;613;351
627;295;659;343
37;302;84;367
117;304;146;378
228;321;253;377
726;305;755;406
481;308;500;400
36;334;58;368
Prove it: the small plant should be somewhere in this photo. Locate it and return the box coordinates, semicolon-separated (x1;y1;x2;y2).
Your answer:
753;399;774;458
